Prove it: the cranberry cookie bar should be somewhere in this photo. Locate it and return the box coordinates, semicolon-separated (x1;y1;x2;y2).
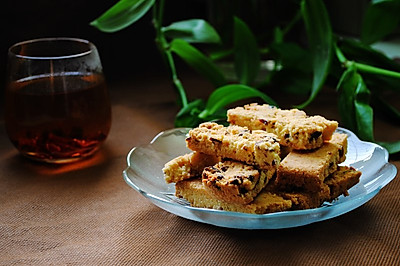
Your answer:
186;122;281;171
227;103;338;150
325;166;361;199
163;152;219;183
276;133;348;192
269;166;361;210
175;178;292;214
202;160;275;204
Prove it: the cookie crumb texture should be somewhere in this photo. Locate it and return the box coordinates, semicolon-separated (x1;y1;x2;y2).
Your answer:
276;166;361;209
276;133;348;192
163;152;219;183
227;103;338;150
163;104;361;215
175;178;292;214
176;166;360;213
202;160;275;204
186;122;281;171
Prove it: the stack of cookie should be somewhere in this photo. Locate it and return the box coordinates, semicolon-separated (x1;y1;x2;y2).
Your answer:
162;104;361;214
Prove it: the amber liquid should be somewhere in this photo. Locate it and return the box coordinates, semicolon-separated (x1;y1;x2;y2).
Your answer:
5;73;111;163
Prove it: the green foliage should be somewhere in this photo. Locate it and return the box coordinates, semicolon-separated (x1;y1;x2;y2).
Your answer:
162;19;221;44
91;0;400;154
90;0;155;33
270;42;312;73
337;68;374;142
233;17;261;85
378;140;400;154
199;84;277;120
169;39;227;87
296;0;333;108
361;0;400;44
174;99;205;128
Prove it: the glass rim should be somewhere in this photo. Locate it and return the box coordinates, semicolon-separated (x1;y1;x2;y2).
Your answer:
8;37;96;60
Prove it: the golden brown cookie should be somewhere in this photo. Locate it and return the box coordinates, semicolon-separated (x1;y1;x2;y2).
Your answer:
270;166;361;210
163;152;219;183
202;160;275;204
325;166;361;199
175;178;292;214
276;133;348;192
186;122;281;171
227;103;338;150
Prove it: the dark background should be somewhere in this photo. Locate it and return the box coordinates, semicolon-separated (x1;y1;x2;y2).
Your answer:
0;0;369;102
0;1;211;86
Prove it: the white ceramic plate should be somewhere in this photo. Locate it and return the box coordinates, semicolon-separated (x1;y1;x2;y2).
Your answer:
123;128;397;229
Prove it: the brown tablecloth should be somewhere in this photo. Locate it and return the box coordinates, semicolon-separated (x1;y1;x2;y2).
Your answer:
1;73;399;265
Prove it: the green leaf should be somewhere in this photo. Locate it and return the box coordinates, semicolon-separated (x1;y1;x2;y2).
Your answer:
273;27;284;44
162;19;221;44
365;74;400;94
90;0;155;33
170;39;227;87
338;38;400;72
270;42;313;73
233;17;261;85
378;140;400;154
361;0;400;44
297;0;333;108
337;68;358;132
354;76;374;142
337;68;374;142
209;48;233;61
337;38;400;94
199;84;277;119
175;99;205;127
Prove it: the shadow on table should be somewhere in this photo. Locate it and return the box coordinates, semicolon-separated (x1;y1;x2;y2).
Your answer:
116;203;379;264
1;144;113;178
0;144;117;210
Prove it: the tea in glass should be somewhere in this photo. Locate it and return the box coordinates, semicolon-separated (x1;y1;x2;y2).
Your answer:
5;38;111;163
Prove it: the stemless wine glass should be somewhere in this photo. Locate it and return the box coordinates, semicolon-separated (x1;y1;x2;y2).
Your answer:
5;37;111;163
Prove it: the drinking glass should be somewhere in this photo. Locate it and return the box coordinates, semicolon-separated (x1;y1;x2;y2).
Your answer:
5;37;111;163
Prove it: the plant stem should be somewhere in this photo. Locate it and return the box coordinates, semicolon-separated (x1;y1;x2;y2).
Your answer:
156;0;164;24
334;41;347;64
153;0;188;107
335;41;400;80
282;10;302;37
350;61;400;79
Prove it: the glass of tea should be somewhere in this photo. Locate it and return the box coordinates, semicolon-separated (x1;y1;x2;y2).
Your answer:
5;37;111;163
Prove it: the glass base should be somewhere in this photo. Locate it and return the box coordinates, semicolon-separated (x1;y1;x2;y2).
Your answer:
21;147;100;164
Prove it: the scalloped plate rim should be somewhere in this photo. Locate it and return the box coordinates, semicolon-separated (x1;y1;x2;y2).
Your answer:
123;127;397;229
